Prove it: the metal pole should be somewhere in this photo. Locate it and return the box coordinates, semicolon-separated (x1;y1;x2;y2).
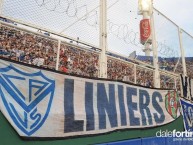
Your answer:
142;11;152;56
150;0;160;88
56;40;61;71
99;0;107;78
178;27;187;76
174;77;177;89
134;64;137;84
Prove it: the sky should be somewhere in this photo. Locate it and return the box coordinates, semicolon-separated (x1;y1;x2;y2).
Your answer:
154;0;193;57
107;0;193;57
154;0;193;35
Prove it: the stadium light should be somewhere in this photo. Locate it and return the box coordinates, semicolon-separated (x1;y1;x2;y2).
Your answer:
138;0;151;15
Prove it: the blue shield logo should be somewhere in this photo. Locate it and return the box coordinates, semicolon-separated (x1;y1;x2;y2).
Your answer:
0;65;55;136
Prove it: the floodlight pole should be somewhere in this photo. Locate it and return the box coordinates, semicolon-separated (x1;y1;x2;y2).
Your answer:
150;0;160;88
99;0;108;78
143;11;152;56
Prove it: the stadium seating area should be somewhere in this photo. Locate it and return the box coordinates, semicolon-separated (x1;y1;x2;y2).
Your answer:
59;43;99;77
0;24;192;89
107;58;134;82
0;25;58;69
136;67;154;87
0;25;99;77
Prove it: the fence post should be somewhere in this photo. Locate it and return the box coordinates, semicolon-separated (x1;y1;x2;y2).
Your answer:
178;28;187;76
99;0;107;78
134;64;137;84
55;40;61;71
174;77;177;89
151;0;160;88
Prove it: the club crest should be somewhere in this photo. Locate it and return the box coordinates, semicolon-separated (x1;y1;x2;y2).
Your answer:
0;65;55;136
165;91;179;119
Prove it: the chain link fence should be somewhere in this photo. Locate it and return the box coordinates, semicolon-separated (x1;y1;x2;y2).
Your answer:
153;9;182;75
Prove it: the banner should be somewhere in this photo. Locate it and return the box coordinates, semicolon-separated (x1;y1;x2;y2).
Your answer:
180;75;193;101
179;75;193;132
0;59;180;138
180;99;193;131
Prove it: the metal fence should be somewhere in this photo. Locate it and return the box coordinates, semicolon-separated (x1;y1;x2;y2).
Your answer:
0;22;180;89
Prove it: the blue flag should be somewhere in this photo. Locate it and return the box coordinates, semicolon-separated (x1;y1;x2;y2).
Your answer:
180;99;193;131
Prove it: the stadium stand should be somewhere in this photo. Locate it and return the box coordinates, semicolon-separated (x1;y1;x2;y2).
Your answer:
0;24;192;89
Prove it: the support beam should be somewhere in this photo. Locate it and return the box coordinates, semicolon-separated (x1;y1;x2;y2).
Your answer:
150;0;160;88
134;64;137;84
142;11;152;56
99;0;107;78
178;27;187;76
56;40;61;71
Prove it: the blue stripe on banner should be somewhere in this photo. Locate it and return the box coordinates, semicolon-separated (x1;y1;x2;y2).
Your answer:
64;79;84;133
97;83;118;129
96;137;193;145
95;138;141;145
108;138;141;145
142;137;166;145
85;82;95;131
118;85;127;126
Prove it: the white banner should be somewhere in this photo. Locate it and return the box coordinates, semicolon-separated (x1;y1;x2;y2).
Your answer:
0;59;180;138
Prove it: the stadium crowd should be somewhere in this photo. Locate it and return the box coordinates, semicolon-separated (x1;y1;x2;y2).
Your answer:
0;24;192;89
0;25;58;69
59;43;99;77
0;25;99;77
136;67;154;87
107;58;134;82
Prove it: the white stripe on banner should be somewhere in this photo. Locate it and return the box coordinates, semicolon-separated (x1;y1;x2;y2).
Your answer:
0;59;180;138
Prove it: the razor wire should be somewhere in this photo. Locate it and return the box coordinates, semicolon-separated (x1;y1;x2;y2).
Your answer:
34;0;179;58
34;0;99;27
107;20;179;58
107;20;141;47
34;0;143;47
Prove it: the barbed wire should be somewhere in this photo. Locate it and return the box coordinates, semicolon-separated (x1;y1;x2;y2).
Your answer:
34;0;98;28
107;20;179;58
107;20;141;47
157;41;180;58
34;0;179;58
